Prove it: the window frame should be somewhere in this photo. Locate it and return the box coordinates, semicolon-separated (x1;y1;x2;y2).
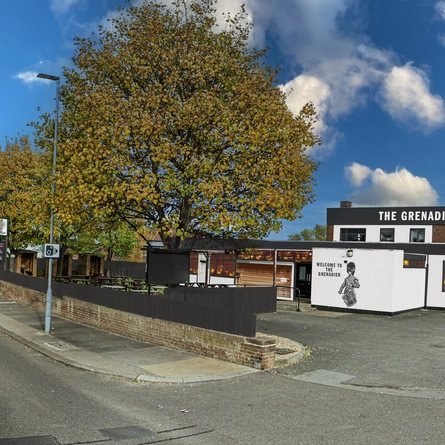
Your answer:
443;261;445;292
403;253;426;269
380;228;395;242
409;228;425;243
340;228;366;242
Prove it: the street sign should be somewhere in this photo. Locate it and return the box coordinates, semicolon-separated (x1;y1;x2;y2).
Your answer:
44;244;60;258
0;219;7;237
0;240;5;264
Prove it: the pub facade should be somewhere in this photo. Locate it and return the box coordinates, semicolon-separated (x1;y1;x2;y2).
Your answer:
187;201;445;314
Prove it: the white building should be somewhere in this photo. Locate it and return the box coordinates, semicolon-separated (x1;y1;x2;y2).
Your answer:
327;201;445;244
186;202;445;314
310;201;445;314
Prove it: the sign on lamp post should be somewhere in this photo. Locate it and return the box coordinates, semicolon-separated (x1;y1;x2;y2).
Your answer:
0;218;8;269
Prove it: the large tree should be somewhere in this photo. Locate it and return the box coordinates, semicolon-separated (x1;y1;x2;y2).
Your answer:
54;0;320;249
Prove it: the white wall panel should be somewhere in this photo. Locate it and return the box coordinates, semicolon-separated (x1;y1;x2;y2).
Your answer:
425;255;445;308
312;248;396;312
392;254;425;312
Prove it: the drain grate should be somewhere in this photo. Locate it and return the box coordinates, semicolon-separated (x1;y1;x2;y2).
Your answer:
276;348;297;355
0;436;60;444
43;341;78;352
99;426;157;440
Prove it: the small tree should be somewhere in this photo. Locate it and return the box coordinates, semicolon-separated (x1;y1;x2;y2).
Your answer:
0;136;49;257
289;224;327;241
98;224;139;261
56;219;140;264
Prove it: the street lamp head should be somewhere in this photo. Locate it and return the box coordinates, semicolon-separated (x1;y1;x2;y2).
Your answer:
37;73;60;82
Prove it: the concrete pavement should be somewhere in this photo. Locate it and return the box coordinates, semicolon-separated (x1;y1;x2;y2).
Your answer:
0;296;304;383
260;301;445;399
2;291;445;400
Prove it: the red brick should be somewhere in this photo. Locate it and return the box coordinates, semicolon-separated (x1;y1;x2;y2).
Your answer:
0;281;276;370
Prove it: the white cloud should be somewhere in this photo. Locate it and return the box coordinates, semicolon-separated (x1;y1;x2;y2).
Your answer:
14;71;45;84
99;0;253;42
51;0;83;15
379;63;445;131
56;0;445;151
437;2;445;45
281;76;329;131
277;44;393;149
211;0;254;29
196;0;445;149
220;0;445;152
436;1;445;20
14;60;64;85
44;0;445;148
307;50;387;118
280;74;343;153
345;163;439;206
280;75;331;119
345;162;372;187
36;0;445;152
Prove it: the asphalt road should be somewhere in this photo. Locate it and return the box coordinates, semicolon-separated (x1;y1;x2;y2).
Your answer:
2;306;445;444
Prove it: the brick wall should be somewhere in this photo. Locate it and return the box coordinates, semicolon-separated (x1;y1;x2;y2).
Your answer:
433;226;445;243
0;281;276;370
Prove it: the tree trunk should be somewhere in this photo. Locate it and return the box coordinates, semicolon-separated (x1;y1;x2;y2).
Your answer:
57;246;68;276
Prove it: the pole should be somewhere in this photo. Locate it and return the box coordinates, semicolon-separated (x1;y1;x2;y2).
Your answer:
43;76;60;334
146;245;151;295
273;249;277;287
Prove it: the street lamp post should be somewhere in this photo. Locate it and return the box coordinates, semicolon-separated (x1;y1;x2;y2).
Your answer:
38;72;60;334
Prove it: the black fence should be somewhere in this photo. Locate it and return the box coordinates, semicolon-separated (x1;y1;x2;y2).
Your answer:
37;259;146;279
164;286;277;314
104;261;146;279
0;270;277;337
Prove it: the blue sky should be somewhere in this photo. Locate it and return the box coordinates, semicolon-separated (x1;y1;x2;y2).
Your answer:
3;0;445;240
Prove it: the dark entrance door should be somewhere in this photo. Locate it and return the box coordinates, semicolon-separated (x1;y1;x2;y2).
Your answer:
295;263;312;299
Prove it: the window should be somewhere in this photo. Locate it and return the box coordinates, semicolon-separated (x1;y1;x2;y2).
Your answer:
380;228;395;242
189;252;198;275
190;253;236;277
403;253;426;268
210;254;236;277
298;266;307;281
340;228;366;241
410;228;425;243
237;250;313;263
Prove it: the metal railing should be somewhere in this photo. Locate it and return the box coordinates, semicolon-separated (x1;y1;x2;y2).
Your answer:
275;285;302;312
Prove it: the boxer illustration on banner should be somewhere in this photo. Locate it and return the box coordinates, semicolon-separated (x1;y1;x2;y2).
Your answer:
338;262;360;307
